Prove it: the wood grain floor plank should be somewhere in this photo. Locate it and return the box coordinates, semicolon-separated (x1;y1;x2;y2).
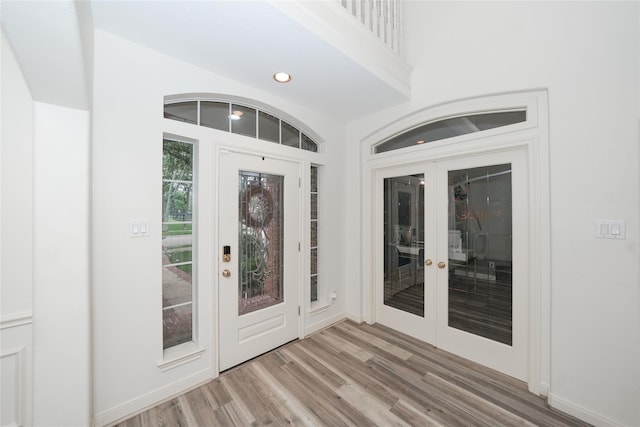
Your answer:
222;364;296;426
300;336;401;408
217;373;257;425
333;320;414;360
282;340;408;426
251;359;322;426
390;399;446;427
259;352;353;427
114;321;590;427
279;353;376;426
311;327;373;362
280;344;346;389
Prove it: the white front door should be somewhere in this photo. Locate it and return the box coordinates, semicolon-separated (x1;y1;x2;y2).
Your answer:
375;148;529;380
218;150;301;371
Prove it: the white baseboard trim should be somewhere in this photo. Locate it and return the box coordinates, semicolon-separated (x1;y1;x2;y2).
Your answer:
94;368;212;427
539;381;550;397
303;313;346;336
548;392;622;427
345;312;363;324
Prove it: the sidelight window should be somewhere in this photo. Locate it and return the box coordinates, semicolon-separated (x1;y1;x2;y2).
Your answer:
310;166;319;303
162;139;195;350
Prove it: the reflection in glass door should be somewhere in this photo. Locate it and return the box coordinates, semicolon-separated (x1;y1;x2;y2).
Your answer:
383;174;425;317
375;149;528;381
447;164;513;345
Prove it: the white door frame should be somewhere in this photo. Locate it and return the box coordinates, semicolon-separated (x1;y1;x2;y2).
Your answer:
359;91;550;395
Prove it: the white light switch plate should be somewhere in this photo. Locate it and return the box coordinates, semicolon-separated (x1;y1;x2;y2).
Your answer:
129;220;150;238
595;220;626;240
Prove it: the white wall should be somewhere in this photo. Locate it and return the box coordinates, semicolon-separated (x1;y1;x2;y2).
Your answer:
1;30;34;427
346;2;639;426
32;102;91;426
92;29;347;425
3;26;92;427
1;32;33;327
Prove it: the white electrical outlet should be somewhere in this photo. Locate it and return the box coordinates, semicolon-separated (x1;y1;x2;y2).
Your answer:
330;291;337;300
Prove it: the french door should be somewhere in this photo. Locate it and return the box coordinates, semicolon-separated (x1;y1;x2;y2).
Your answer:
375;149;528;380
218;150;301;371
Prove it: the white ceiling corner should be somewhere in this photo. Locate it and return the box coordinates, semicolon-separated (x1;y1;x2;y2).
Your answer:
2;0;411;121
1;0;90;110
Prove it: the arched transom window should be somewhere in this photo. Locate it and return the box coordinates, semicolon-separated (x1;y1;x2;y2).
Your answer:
164;97;318;153
374;110;526;154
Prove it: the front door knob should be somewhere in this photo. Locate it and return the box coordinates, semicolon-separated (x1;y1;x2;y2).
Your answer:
222;269;231;278
425;259;433;266
438;262;446;269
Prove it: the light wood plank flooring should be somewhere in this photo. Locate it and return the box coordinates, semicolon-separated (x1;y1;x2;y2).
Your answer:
115;321;589;427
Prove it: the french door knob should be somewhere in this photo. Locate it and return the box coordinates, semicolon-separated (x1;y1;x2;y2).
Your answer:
222;269;231;278
438;262;446;269
425;259;433;266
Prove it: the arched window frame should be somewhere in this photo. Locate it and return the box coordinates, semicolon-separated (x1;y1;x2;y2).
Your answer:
363;93;540;159
164;93;321;153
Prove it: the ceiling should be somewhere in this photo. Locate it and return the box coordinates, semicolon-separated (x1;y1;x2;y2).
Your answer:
2;0;411;121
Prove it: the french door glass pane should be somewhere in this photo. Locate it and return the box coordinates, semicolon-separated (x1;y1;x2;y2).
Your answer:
238;171;284;315
448;163;513;345
383;174;425;317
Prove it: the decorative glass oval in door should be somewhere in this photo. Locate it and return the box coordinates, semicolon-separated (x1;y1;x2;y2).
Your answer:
238;171;284;315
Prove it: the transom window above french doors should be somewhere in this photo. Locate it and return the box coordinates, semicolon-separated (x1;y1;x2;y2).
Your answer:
367;93;542;158
375;110;526;153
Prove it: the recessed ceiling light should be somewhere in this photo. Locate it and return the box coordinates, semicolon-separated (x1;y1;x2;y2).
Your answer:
416;140;426;144
273;72;292;83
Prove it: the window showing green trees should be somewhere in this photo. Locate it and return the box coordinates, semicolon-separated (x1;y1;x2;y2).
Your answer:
162;139;195;350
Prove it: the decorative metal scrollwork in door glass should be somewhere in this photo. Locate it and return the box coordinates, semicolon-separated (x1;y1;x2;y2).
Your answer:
238;170;284;315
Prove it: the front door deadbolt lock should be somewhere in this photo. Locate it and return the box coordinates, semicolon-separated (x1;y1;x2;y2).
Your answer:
222;269;231;278
222;245;231;262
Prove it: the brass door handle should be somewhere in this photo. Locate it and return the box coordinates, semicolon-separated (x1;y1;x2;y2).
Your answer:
222;269;231;278
425;259;433;266
438;262;446;269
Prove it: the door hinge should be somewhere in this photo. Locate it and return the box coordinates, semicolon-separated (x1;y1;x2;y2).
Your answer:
298;306;301;316
299;177;301;188
298;242;301;252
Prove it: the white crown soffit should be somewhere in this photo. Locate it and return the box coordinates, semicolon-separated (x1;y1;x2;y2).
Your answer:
90;0;410;121
1;0;90;110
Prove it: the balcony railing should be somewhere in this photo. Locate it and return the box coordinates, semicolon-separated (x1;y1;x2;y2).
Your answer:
338;0;402;55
